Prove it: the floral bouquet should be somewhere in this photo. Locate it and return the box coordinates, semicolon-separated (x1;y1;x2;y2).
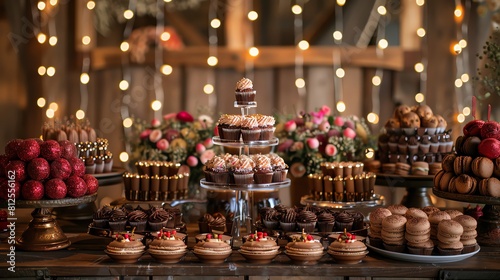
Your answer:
275;106;376;177
127;111;219;189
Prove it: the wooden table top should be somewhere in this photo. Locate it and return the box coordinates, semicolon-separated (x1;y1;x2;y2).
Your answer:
1;220;500;279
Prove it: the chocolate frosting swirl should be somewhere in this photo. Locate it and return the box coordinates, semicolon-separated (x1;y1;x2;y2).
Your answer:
281;208;297;223
297;210;318;223
317;212;335;223
109;208;127;222
94;205;113;219
209;212;226;227
127;210;148;222
335;211;354;223
148;207;171;223
264;209;280;222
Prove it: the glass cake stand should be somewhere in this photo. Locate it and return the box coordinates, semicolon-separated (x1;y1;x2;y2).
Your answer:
433;189;500;247
15;193;98;251
300;194;385;209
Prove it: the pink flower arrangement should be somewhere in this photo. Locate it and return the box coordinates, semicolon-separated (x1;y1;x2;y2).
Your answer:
128;111;219;185
275;106;375;176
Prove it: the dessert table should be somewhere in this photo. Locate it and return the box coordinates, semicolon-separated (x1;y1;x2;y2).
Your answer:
1;219;500;279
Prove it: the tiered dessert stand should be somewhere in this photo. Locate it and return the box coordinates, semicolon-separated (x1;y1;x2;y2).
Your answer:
375;173;435;208
199;102;290;244
15;193;97;251
433;189;500;247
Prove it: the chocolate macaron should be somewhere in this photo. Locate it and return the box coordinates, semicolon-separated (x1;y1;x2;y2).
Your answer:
479;177;500;197
441;154;456;173
454;174;478;195
437;220;464;244
453;156;473;175
471;157;494;179
411;161;429;176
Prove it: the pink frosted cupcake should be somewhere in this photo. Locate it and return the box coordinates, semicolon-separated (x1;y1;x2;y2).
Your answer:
232;156;255;184
235;77;256;104
253;155;273;184
241;116;261;142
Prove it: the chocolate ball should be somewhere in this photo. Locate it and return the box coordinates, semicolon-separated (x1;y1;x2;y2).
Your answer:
4;139;22;160
40;140;62;161
50;158;72;180
45;178;67;199
27;158;50;181
65;176;87;198
17;139;40;162
82;174;99;195
68;157;85;177
5;160;26;182
58;140;77;159
22;180;44;200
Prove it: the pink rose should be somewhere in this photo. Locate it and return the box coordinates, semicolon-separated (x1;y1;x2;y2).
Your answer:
320;105;331;116
140;129;152;140
334;116;344;127
344;119;355;129
203;138;213;148
328;128;341;137
324;144;338;156
343;127;356;139
176;111;194;122
186;156;199;167
284;120;297;132
311;111;324;125
163;113;177;120
156;139;169;150
277;139;294;152
149;129;163;143
200;149;215;164
306;138;320;149
195;143;206;154
319;121;330;132
151;118;161;127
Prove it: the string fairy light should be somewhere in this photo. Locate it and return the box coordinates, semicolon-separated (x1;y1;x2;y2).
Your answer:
293;1;307;98
245;0;257;81
413;0;427;105
152;0;165;120
204;0;219;110
333;0;345;113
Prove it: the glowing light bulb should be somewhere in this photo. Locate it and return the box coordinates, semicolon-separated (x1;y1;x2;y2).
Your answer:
416;28;426;37
82;36;91;45
416;0;425;6
455;78;463;88
120;42;129;52
37;33;47;44
160;64;173;75
46;67;56;77
46;108;55;118
459;39;467;48
76;110;85;120
123;10;134;20
365;148;375;159
50;0;58;6
377;6;387;15
249;47;259;57
87;1;95;10
415;93;425;103
119;152;129;162
298;40;309;50
372;75;382;86
119;80;129;90
248;11;258;21
367;112;379;124
49;102;58;111
414;62;424;73
337;0;346;6
453;43;462;54
291;5;302;15
295;78;305;89
37;1;46;10
336;68;345;78
461;73;469;83
123;118;133;128
210;19;221;29
161;32;171;41
457;113;465;123
151;100;162;111
454;7;463;18
38;66;46;76
333;31;343;41
207;56;218;66
203;84;214;94
37;97;46;108
336;101;346;112
463;107;471;116
80;73;90;84
378;39;388;49
49;36;58;46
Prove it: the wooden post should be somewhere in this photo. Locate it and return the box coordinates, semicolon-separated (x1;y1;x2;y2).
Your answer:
400;0;423;51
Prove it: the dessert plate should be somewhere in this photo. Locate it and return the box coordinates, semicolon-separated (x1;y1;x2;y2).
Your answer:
366;239;480;263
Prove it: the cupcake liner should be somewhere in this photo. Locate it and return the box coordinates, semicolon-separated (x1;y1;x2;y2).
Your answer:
109;220;127;232
222;128;241;141
241;129;261;141
297;222;317;233
317;221;335;233
280;222;297;232
129;221;147;232
263;220;280;230
235;90;256;103
383;242;406;253
260;127;276;140
335;221;353;232
254;172;273;184
148;221;165;231
93;219;109;229
233;173;254;184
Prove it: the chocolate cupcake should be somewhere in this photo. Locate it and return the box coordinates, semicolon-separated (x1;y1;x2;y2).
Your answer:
93;205;113;229
127;209;148;232
335;211;354;232
263;208;280;230
241;116;261;142
296;210;318;233
199;213;215;233
148;207;170;231
235;77;256;104
280;208;297;232
109;208;128;232
209;212;226;233
269;154;288;182
253;155;274;184
350;211;365;230
317;211;335;233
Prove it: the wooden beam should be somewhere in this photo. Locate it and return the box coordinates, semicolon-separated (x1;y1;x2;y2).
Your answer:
303;1;336;44
164;9;207;46
89;46;420;72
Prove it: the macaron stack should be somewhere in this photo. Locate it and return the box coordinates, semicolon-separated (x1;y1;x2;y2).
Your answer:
368;208;392;248
405;217;434;255
404;208;428;220
453;215;478;253
428;211;451;243
436;220;464;255
381;214;407;252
